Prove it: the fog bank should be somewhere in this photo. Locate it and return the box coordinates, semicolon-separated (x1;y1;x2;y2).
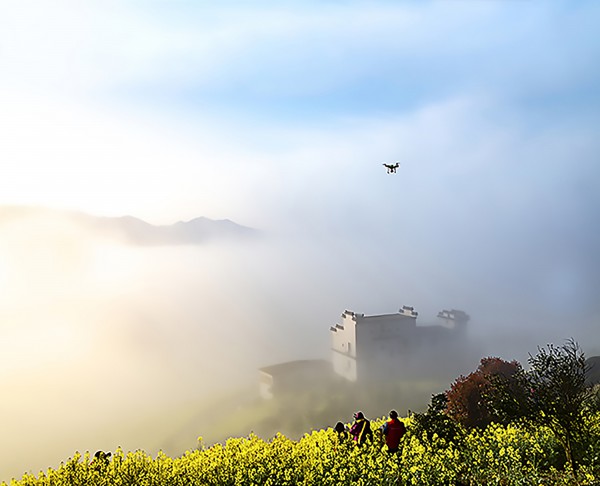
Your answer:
1;208;598;479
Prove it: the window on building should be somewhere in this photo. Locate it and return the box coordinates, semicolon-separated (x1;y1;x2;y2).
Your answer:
347;342;352;354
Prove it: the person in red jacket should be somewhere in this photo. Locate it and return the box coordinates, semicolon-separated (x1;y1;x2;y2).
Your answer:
381;410;406;453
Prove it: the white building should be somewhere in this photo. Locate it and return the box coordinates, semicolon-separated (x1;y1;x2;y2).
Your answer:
330;306;470;382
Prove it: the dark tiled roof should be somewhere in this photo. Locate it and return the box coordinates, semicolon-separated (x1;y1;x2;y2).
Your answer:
259;359;332;377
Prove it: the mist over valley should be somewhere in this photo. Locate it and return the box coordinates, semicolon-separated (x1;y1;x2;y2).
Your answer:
0;203;598;480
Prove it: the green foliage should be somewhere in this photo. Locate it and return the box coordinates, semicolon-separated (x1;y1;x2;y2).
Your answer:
411;393;462;443
489;339;600;474
527;339;600;474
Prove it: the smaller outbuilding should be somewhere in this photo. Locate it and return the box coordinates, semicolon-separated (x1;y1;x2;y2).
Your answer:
258;359;333;400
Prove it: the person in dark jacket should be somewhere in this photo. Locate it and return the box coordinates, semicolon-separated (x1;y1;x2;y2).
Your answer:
381;410;406;453
334;421;349;440
91;450;112;471
349;411;373;445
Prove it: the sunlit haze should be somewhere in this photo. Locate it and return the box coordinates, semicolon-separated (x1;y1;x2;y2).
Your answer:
1;0;599;480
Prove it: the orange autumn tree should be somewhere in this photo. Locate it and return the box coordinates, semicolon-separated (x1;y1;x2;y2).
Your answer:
445;357;522;429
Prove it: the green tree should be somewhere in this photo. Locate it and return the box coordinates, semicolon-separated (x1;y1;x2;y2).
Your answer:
411;392;462;443
490;339;599;475
526;339;598;475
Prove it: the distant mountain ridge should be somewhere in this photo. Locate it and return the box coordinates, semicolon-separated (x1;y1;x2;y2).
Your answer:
0;205;258;245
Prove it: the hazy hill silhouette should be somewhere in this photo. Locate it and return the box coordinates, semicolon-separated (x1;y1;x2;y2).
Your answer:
586;356;600;386
0;205;257;245
79;214;257;245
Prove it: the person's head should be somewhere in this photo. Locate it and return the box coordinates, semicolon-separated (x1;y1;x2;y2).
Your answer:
353;411;364;420
94;451;111;462
389;410;398;419
334;422;346;433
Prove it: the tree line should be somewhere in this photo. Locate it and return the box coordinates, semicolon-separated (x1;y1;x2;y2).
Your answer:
412;338;600;476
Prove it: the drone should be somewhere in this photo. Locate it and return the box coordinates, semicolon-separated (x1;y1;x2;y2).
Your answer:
383;162;400;174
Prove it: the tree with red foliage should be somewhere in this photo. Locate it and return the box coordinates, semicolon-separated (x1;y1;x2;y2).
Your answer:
445;357;522;429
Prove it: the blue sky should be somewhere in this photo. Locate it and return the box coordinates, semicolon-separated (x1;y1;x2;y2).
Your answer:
0;0;598;317
1;1;598;224
1;0;599;314
111;1;599;121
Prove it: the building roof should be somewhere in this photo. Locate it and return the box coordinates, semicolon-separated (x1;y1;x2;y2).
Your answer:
258;359;331;377
342;305;418;321
437;309;470;322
